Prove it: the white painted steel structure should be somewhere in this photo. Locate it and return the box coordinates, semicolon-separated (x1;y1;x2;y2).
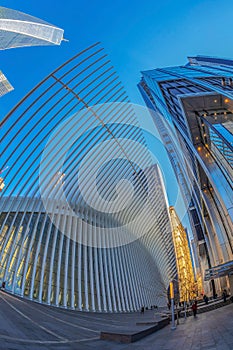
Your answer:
0;43;177;311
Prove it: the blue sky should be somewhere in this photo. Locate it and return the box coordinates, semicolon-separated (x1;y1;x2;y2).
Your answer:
2;0;233;114
1;0;233;231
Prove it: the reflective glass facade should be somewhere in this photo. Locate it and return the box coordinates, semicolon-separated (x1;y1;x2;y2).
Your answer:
0;70;13;97
139;56;233;296
0;6;64;49
209;122;233;168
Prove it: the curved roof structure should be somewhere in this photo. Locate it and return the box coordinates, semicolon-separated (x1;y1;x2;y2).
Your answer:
0;43;177;311
0;6;64;49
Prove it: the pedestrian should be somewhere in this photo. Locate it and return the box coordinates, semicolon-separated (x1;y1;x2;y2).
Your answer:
140;306;144;314
191;300;198;317
203;295;209;304
222;289;227;302
1;281;5;289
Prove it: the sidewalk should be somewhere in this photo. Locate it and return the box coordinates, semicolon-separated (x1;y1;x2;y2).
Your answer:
95;303;233;350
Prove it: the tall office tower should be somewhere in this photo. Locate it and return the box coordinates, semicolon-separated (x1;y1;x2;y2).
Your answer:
169;206;197;301
0;6;64;49
0;6;64;96
139;56;233;296
140;165;178;296
0;70;13;97
0;43;177;312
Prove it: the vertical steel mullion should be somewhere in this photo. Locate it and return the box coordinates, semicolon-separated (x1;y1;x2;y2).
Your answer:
38;213;54;303
29;212;47;299
63;215;71;307
77;218;82;310
70;216;76;309
93;214;101;311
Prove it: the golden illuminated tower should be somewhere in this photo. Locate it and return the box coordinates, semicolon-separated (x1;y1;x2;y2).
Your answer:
169;206;197;301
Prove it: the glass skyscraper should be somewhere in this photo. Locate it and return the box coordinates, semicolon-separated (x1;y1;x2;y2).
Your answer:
0;6;64;50
139;55;233;296
0;6;64;97
0;70;13;97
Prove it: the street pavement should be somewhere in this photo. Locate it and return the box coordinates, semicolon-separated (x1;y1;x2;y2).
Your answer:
102;302;233;350
0;290;232;349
